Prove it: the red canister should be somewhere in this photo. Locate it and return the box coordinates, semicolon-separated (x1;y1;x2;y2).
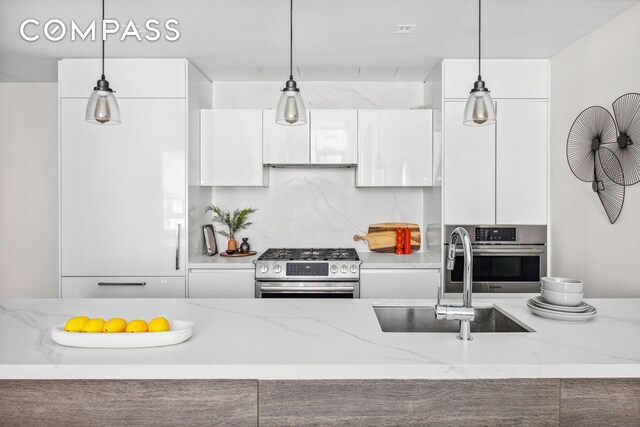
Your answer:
404;227;411;254
396;228;404;255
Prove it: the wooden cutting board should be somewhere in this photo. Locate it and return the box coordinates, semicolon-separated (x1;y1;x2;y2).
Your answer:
353;223;421;253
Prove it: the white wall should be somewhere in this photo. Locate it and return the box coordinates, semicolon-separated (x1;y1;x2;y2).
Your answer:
550;4;640;297
0;83;58;297
208;81;429;252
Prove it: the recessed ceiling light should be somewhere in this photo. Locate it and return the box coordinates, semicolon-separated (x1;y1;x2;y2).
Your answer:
395;24;416;34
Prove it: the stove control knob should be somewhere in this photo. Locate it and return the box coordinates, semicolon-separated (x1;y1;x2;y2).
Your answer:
259;264;269;274
273;264;282;274
340;265;348;274
330;265;339;274
350;264;359;274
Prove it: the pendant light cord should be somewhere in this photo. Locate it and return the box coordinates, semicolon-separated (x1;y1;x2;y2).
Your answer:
478;0;481;79
289;0;293;80
101;0;105;79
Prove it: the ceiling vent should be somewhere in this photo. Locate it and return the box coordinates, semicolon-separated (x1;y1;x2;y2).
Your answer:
395;24;416;34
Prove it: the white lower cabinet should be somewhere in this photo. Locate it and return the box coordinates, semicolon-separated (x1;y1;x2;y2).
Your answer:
360;269;440;299
188;269;255;298
61;277;186;298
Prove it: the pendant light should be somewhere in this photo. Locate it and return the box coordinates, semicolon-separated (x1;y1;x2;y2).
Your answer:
275;0;306;126
85;0;120;124
463;0;495;126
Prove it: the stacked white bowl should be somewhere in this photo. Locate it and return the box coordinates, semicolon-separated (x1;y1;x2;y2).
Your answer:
540;277;584;306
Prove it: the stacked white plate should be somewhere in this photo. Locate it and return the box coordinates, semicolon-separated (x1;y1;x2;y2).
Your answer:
527;277;597;322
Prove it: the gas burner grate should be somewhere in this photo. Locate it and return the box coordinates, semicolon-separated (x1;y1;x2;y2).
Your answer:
259;248;359;261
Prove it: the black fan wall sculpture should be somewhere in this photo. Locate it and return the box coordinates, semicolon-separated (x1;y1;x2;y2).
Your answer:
604;93;640;185
593;147;625;224
567;106;617;183
566;93;640;224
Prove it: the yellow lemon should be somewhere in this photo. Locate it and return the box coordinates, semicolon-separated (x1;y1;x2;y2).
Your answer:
64;316;90;332
81;318;105;333
125;320;148;333
148;317;170;332
103;318;127;333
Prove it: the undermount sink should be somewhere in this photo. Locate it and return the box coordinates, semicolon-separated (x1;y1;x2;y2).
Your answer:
373;305;533;333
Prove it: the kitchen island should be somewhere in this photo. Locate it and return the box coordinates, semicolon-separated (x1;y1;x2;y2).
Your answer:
1;298;638;425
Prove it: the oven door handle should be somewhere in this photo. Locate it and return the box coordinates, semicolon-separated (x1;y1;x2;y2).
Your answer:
456;248;545;255
259;285;354;292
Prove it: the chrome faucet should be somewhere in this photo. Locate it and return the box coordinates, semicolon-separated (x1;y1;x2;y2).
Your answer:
435;227;475;340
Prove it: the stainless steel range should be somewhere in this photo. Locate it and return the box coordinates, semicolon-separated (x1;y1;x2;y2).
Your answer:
254;248;361;298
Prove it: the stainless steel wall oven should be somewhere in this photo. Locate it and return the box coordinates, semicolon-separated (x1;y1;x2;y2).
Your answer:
444;225;547;294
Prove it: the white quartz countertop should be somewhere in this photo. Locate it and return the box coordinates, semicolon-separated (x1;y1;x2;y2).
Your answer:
1;298;638;380
357;251;441;269
189;254;260;269
189;251;441;270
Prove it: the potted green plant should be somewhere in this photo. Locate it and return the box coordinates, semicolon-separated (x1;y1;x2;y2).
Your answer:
205;205;257;253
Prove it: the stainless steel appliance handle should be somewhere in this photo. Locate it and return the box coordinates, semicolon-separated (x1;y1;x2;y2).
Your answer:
455;248;545;255
175;224;181;270
98;282;146;286
260;285;354;292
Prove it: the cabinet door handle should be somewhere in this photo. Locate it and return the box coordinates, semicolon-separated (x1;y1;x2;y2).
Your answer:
176;224;181;270
98;282;146;286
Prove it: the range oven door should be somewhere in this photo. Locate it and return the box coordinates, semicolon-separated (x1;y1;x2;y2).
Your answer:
255;282;359;298
445;246;546;293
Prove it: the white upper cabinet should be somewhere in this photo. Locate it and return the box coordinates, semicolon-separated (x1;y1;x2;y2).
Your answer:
310;110;357;165
200;110;267;187
444;101;496;224
262;109;310;165
262;109;356;166
357;110;433;187
496;100;548;224
58;59;187;98
443;60;549;99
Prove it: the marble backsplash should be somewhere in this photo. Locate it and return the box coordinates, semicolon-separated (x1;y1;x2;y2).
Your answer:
208;168;424;251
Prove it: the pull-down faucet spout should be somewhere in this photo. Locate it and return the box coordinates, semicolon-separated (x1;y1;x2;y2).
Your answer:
435;227;475;340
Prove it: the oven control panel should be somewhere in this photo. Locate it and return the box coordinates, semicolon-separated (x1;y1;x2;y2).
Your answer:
255;261;360;280
475;227;517;242
286;262;328;276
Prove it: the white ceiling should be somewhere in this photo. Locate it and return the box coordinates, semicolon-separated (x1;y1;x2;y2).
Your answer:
1;0;638;82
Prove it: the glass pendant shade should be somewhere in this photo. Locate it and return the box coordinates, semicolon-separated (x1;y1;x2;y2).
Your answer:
463;90;496;126
85;88;121;124
463;0;495;126
276;89;306;126
86;0;120;125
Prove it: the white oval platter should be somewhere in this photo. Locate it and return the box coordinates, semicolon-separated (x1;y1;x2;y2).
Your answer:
51;320;193;348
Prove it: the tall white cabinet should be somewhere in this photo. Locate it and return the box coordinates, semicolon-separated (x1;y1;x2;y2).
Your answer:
59;59;211;297
495;100;548;224
443;102;495;224
441;60;549;225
